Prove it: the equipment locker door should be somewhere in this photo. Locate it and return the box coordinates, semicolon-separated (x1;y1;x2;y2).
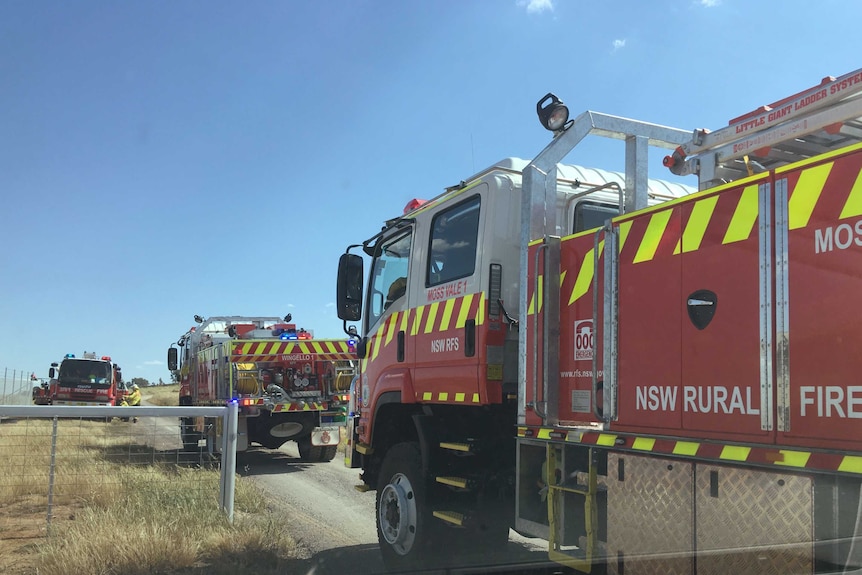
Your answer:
776;147;862;451
679;177;772;440
613;205;684;432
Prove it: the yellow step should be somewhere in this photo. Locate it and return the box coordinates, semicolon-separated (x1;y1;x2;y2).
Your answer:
436;476;468;489
439;442;471;453
354;484;371;493
433;510;465;526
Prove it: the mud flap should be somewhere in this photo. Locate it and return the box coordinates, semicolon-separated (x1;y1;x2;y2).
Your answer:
310;426;339;447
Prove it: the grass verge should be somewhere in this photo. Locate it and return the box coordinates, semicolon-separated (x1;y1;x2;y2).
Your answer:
0;418;298;575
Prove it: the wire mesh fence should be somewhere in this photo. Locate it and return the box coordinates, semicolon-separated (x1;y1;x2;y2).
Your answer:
0;405;237;543
0;367;37;406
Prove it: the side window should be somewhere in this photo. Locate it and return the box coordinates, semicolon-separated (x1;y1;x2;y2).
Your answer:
573;201;618;233
367;231;412;330
427;195;480;287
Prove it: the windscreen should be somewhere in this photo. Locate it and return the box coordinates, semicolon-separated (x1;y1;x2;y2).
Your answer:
58;359;112;388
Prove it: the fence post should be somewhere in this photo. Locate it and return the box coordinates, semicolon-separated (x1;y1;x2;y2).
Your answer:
47;416;59;532
219;401;238;524
2;367;6;403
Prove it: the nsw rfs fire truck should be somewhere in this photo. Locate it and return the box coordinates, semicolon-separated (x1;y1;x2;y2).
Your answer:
336;68;862;573
167;315;357;461
47;352;126;406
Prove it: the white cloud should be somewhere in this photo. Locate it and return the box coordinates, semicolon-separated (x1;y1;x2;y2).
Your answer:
517;0;553;14
144;360;163;366
287;303;296;308
325;302;335;308
612;39;627;52
699;0;720;6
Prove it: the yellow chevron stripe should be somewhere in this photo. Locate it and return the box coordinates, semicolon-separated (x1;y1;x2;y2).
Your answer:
596;434;617;446
477;291;485;326
633;209;673;263
423;391;432;401
323;341;336;353
311;341;324;353
775;450;810;468
439;392;449;401
370;333;381;360
618;221;632;252
720;445;751;461
839;456;862;474
399;308;410;334
681;195;719;253
385;312;398;345
412;306;425;336
528;292;536;315
455;392;465;402
537;428;552;440
439;298;456;331
673;441;699;456
536;275;543;313
568;240;604;305
424;302;439;334
299;342;310;354
723;185;759;244
455;294;473;328
632;437;656;451
789;162;833;230
472;393;480;403
840;168;862;219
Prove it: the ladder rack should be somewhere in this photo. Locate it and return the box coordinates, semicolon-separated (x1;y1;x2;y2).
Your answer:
663;68;862;189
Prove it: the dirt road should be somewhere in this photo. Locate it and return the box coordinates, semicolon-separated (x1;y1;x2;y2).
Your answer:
238;443;559;575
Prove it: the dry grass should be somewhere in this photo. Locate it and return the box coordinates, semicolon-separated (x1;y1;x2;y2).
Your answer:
0;418;299;575
143;383;181;406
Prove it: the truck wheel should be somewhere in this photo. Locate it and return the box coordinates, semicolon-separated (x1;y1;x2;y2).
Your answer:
319;445;338;462
297;436;322;462
376;442;443;570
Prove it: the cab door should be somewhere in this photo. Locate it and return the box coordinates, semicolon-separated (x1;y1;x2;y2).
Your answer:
411;190;487;406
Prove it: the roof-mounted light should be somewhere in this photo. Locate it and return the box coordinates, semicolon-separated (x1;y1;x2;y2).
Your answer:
194;315;204;323
537;93;570;133
64;353;75;359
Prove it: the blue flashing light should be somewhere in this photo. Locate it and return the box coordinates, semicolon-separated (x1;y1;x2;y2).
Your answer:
280;332;298;340
347;339;357;352
64;353;75;359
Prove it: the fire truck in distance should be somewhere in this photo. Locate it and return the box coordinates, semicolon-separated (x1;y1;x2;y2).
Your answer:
167;315;357;461
46;352;126;406
336;69;862;573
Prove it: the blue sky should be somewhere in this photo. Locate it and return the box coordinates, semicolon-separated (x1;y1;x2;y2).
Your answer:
2;0;860;385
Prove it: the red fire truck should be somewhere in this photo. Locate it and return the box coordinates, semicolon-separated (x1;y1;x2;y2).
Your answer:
48;352;126;406
168;315;356;460
336;69;862;573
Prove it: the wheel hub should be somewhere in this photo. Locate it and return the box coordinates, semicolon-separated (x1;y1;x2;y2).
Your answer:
378;473;417;555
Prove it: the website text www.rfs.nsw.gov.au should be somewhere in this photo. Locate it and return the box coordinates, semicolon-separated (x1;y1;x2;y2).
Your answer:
560;369;604;379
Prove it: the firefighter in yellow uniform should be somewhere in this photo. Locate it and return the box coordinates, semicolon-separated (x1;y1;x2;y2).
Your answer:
124;384;142;406
122;383;142;423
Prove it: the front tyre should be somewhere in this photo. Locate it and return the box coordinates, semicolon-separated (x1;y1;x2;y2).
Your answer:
376;442;443;570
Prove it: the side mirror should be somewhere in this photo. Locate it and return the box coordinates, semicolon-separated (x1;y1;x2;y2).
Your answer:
337;253;364;322
49;367;55;379
167;347;179;371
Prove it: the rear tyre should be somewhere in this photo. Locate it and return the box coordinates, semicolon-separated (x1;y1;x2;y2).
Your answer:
319;445;338;462
376;442;446;570
297;436;322;462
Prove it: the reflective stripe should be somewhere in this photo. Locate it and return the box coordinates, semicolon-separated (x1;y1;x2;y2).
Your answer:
633;210;673;263
840;168;862;219
788;162;832;230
